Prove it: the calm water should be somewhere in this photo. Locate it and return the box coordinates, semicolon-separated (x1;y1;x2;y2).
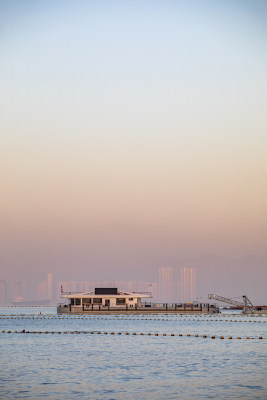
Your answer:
0;307;266;400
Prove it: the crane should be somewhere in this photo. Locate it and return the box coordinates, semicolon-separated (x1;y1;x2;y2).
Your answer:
208;294;257;313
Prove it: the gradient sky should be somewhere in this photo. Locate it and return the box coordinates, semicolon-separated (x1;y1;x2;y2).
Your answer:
0;1;266;300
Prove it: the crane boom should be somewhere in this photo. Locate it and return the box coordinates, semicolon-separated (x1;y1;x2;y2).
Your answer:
208;294;256;313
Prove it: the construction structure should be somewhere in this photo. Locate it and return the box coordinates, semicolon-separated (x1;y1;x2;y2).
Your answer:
208;293;258;313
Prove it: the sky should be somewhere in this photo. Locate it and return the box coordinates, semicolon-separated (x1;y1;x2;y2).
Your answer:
0;1;266;301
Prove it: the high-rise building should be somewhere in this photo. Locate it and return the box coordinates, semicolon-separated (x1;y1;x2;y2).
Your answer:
47;273;53;301
158;267;174;302
179;267;196;303
37;281;48;301
13;281;28;302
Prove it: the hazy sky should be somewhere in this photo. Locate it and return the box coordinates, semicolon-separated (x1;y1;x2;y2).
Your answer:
0;1;266;296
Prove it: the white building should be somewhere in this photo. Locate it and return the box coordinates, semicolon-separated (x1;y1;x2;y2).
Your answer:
59;287;152;312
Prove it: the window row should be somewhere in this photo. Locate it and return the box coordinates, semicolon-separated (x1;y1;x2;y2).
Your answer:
70;298;133;306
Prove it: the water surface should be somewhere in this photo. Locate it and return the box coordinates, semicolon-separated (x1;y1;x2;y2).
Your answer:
1;307;266;399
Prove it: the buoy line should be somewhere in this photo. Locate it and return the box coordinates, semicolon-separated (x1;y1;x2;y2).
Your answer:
0;315;266;323
0;330;264;340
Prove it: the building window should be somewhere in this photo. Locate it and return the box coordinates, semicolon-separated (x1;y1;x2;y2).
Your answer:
83;298;91;304
116;298;126;305
93;298;102;304
70;298;74;306
75;298;81;306
129;298;133;301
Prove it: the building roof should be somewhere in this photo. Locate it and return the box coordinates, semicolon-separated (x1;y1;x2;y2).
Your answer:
61;290;152;299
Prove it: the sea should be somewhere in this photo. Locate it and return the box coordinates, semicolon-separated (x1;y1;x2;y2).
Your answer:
0;306;266;400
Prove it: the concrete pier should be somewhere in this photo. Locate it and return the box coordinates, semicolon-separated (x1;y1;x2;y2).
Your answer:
57;303;219;314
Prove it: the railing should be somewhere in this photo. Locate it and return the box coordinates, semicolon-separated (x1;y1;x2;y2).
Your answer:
57;302;218;312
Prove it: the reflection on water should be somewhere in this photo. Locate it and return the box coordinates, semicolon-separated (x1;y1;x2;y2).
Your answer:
0;307;266;399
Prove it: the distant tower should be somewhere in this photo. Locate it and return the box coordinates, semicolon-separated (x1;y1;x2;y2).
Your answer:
179;267;196;303
47;273;53;301
158;267;173;303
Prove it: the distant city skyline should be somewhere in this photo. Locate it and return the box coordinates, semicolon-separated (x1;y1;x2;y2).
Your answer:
1;257;266;305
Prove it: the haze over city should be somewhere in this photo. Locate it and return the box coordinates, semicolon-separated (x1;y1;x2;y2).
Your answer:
0;1;266;304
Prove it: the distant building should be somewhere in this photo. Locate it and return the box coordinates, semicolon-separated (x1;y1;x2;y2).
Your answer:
36;281;48;301
13;281;28;303
179;267;196;303
36;273;54;303
47;273;53;301
158;267;174;302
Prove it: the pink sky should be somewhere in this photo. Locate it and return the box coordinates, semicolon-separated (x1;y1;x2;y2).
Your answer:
0;1;266;302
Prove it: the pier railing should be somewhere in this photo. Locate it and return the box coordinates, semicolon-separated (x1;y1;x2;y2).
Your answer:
57;302;218;313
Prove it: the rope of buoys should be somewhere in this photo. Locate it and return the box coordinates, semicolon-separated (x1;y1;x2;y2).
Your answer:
1;330;264;339
1;314;266;323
